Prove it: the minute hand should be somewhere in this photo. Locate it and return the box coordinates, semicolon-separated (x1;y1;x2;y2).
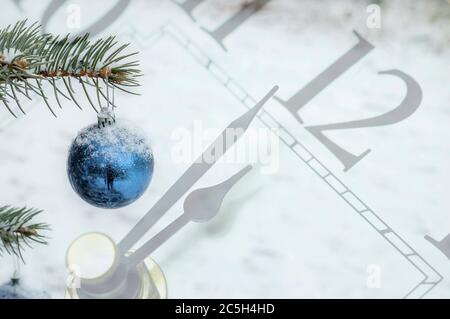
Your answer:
118;86;278;254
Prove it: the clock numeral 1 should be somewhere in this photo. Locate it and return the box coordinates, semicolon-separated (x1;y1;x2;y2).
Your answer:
201;0;271;51
175;0;271;51
173;0;206;20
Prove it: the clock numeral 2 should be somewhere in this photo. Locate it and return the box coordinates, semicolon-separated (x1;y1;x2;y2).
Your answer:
176;0;207;20
175;1;423;171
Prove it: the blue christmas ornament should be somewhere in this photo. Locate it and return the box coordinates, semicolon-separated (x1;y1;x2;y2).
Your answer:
67;122;154;209
0;279;50;299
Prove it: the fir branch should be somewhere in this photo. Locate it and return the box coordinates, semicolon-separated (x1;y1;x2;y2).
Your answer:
0;19;141;117
0;206;50;262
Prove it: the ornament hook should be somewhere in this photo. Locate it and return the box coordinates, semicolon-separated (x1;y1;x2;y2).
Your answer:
98;76;116;128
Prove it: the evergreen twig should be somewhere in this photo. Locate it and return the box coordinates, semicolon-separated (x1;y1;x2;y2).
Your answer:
0;206;49;262
0;20;141;117
0;19;142;261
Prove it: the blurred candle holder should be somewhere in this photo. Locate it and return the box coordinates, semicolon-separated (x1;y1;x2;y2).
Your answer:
64;232;167;299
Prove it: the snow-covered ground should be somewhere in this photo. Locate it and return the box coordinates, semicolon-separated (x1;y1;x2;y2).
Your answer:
0;0;449;298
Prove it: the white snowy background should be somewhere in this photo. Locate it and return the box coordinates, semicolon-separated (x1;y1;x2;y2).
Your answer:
0;0;449;298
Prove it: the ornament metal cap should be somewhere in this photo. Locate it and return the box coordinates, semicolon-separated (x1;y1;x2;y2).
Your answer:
97;80;116;128
97;109;116;128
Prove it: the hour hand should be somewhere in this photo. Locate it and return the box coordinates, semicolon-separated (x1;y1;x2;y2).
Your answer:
118;86;278;254
127;165;253;266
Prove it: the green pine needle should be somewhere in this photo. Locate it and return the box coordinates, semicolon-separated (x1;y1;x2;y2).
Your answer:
0;19;141;117
0;206;50;262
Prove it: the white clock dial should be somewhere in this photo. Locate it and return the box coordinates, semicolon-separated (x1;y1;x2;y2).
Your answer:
0;0;449;299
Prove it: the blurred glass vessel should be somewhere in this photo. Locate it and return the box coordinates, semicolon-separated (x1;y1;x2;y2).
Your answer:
65;255;167;299
64;233;167;299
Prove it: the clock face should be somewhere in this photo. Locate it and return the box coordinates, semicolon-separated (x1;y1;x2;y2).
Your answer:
0;0;449;299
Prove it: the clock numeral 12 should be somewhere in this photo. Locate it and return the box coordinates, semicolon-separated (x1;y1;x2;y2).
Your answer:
275;32;422;171
175;0;423;171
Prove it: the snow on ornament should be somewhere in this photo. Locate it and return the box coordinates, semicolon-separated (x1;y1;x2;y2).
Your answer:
67;111;154;209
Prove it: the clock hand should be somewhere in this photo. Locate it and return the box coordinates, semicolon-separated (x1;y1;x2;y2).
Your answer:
127;165;252;266
117;85;278;255
68;165;252;299
68;87;277;299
